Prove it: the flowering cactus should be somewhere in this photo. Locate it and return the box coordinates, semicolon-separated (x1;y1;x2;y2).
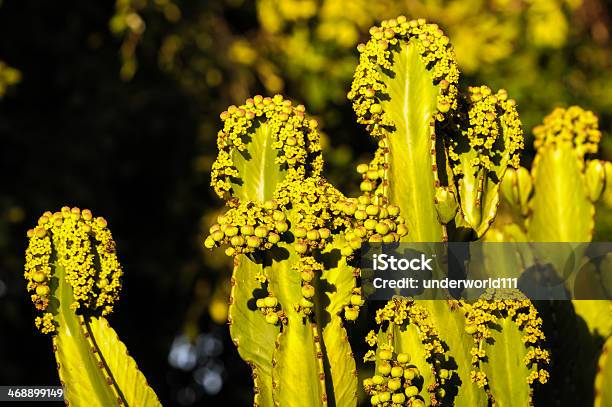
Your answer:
203;16;549;407
204;94;391;406
24;207;161;407
347;17;545;407
25;14;612;407
494;106;612;405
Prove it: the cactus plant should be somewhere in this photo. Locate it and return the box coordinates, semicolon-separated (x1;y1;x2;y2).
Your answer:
204;94;395;406
493;106;612;405
24;207;161;407
347;17;545;407
202;16;549;407
23;14;612;407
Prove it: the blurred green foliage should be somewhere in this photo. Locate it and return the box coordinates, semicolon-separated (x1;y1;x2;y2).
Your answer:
120;0;612;132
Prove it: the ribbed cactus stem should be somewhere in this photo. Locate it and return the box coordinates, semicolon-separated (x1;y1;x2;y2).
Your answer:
24;207;160;407
349;16;546;407
208;95;372;406
348;16;459;243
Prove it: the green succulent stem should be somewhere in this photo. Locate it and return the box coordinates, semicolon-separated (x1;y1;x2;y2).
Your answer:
24;208;161;407
351;16;544;407
210;95;361;406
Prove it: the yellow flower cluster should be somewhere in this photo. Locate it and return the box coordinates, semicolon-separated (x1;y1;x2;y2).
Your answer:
447;86;523;175
362;347;428;406
24;225;52;312
344;286;364;321
24;207;123;333
365;329;378;347
348;17;459;138
464;290;549;388
527;369;550;385
210;94;322;199
470;370;488;388
273;176;347;254
374;298;445;362
34;312;56;335
356;146;388;195
255;293;281;325
204;200;284;256
365;298;449;406
339;139;408;253
339;194;407;258
533;106;601;158
291;256;324;316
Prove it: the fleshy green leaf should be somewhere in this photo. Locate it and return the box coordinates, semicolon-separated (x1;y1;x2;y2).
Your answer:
267;241;327;406
51;264;160;407
228;254;279;407
481;317;530;406
528;144;593;242
87;317;162;407
52;266;122;407
272;321;327;407
380;40;445;242
316;242;357;406
423;300;488;406
231;122;287;202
